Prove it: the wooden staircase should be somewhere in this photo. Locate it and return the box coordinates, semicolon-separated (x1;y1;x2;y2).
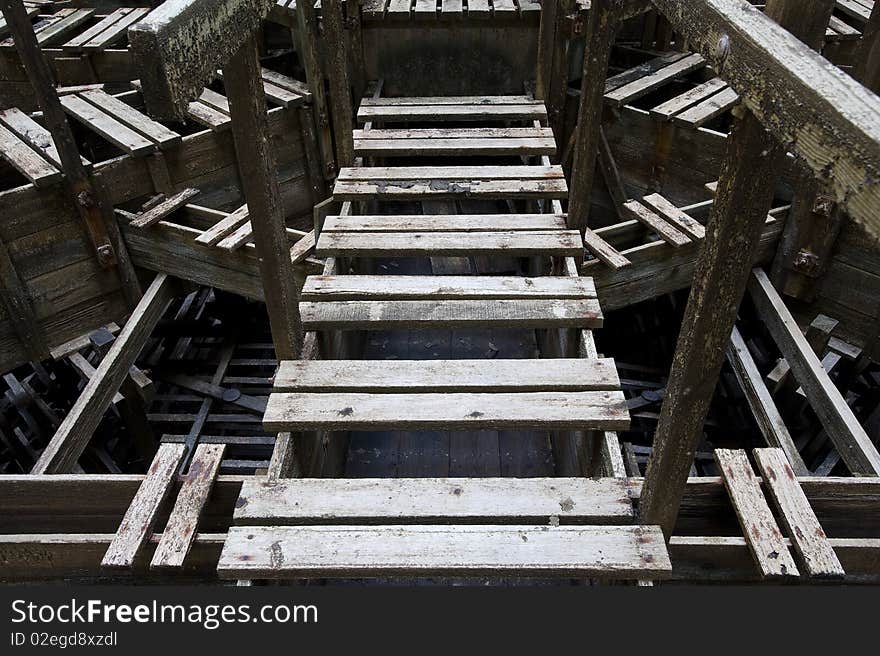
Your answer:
217;93;672;580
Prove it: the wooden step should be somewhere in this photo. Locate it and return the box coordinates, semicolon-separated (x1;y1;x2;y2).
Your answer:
301;275;596;301
353;127;556;156
264;390;627;431
357;96;548;123
300;298;602;331
315;231;582;257
217;524;670;578
274;357;618;392
234;477;635;525
332;165;567;200
321;213;568;232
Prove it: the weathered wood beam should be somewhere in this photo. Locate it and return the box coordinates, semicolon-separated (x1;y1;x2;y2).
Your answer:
32;275;177;474
854;2;880;93
650;0;880;242
323;0;354;167
748;268;880;476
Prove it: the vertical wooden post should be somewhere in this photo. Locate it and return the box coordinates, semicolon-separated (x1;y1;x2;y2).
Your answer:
224;35;303;360
536;0;559;104
323;0;354;168
854;3;880;93
0;0;141;307
567;0;619;231
639;0;836;538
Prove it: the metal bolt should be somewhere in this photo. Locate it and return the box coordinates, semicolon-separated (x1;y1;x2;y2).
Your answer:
76;190;95;208
715;34;731;71
96;243;115;266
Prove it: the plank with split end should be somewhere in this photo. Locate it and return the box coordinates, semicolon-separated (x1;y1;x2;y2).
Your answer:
234;477;634;524
79;90;181;147
217;525;670;578
583;228;631;269
300;298;603;330
194;204;249;245
622;201;691;247
0;107;90;169
650;77;728;120
301;275;597;300
316;231;582;256
357;104;547;122
322;214;567;232
748;269;880;475
59;95;156;155
753;448;845;579
604;53;706;107
101;443;186;569
150;444;225;570
131;188;200;228
274;358;619;392
0;122;60;187
264;391;628;431
641;193;706;239
714;449;799;579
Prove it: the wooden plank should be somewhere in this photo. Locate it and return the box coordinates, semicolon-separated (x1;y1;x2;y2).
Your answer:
357;103;547;122
604;53;706;107
34;8;95;47
81;7;150;51
62;8;132;51
193;204;249;245
338;165;564;180
353;136;556;156
641;193;706;239
753;448;845;579
322;213;568;232
300;275;597;300
354;127;554;139
0;121;60;187
217;525;670;578
101;443;186;569
714;449;799;579
150;444;225;570
673;86;740;128
79;90;181;148
32;275;176;474
185;101;231;131
234;477;634;524
748;268;880;475
59;94;156;156
274;358;619;392
300;299;604;330
604;53;691;93
216;221;253;250
130;188;200;229
260;68;311;97
0;107;89;169
726;327;809;475
650;77;728;120
583;228;631;269
360;95;537;105
622;200;691;247
264;391;628;431
316;231;582;256
333;179;568;199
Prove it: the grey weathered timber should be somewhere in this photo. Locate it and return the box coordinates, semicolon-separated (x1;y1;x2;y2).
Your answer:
854;2;880;92
295;0;335;177
101;444;186;569
650;0;880;242
622;200;691;247
726;326;809;475
150;443;225;570
264;391;629;431
322;0;353;167
322;213;568;232
639;110;782;538
641;193;706;239
753;448;845;579
217;524;670;578
234;477;634;524
315;231;583;257
128;0;273;119
748;269;880;475
32;275;177;474
715;449;799;579
224;35;303;359
274;358;618;392
130;188;200;229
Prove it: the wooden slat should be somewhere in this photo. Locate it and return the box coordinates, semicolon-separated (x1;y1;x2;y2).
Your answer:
673;86;740;128
748;269;880;475
198;89;231;115
583;228;631;269
81;7;149;51
604;53;706;107
300;298;603;330
62;8;131;50
714;449;799;579
316;231;581;256
260;68;311;97
216;221;253;250
0;121;61;187
650;77;728;120
59;94;156;155
301;275;597;300
753;448;845;579
338;165;562;180
622;200;691;247
150;444;225;570
360;95;536;105
194;204;249;245
274;357;619;392
101;443;186;569
79;90;181;148
130;188;200;229
357;103;547;122
322;213;567;232
186;101;231;131
264;390;628;431
641;193;706;239
35;8;95;47
234;477;634;524
217;524;670;578
353;135;556;156
0;107;90;169
604;53;691;93
333;179;567;199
